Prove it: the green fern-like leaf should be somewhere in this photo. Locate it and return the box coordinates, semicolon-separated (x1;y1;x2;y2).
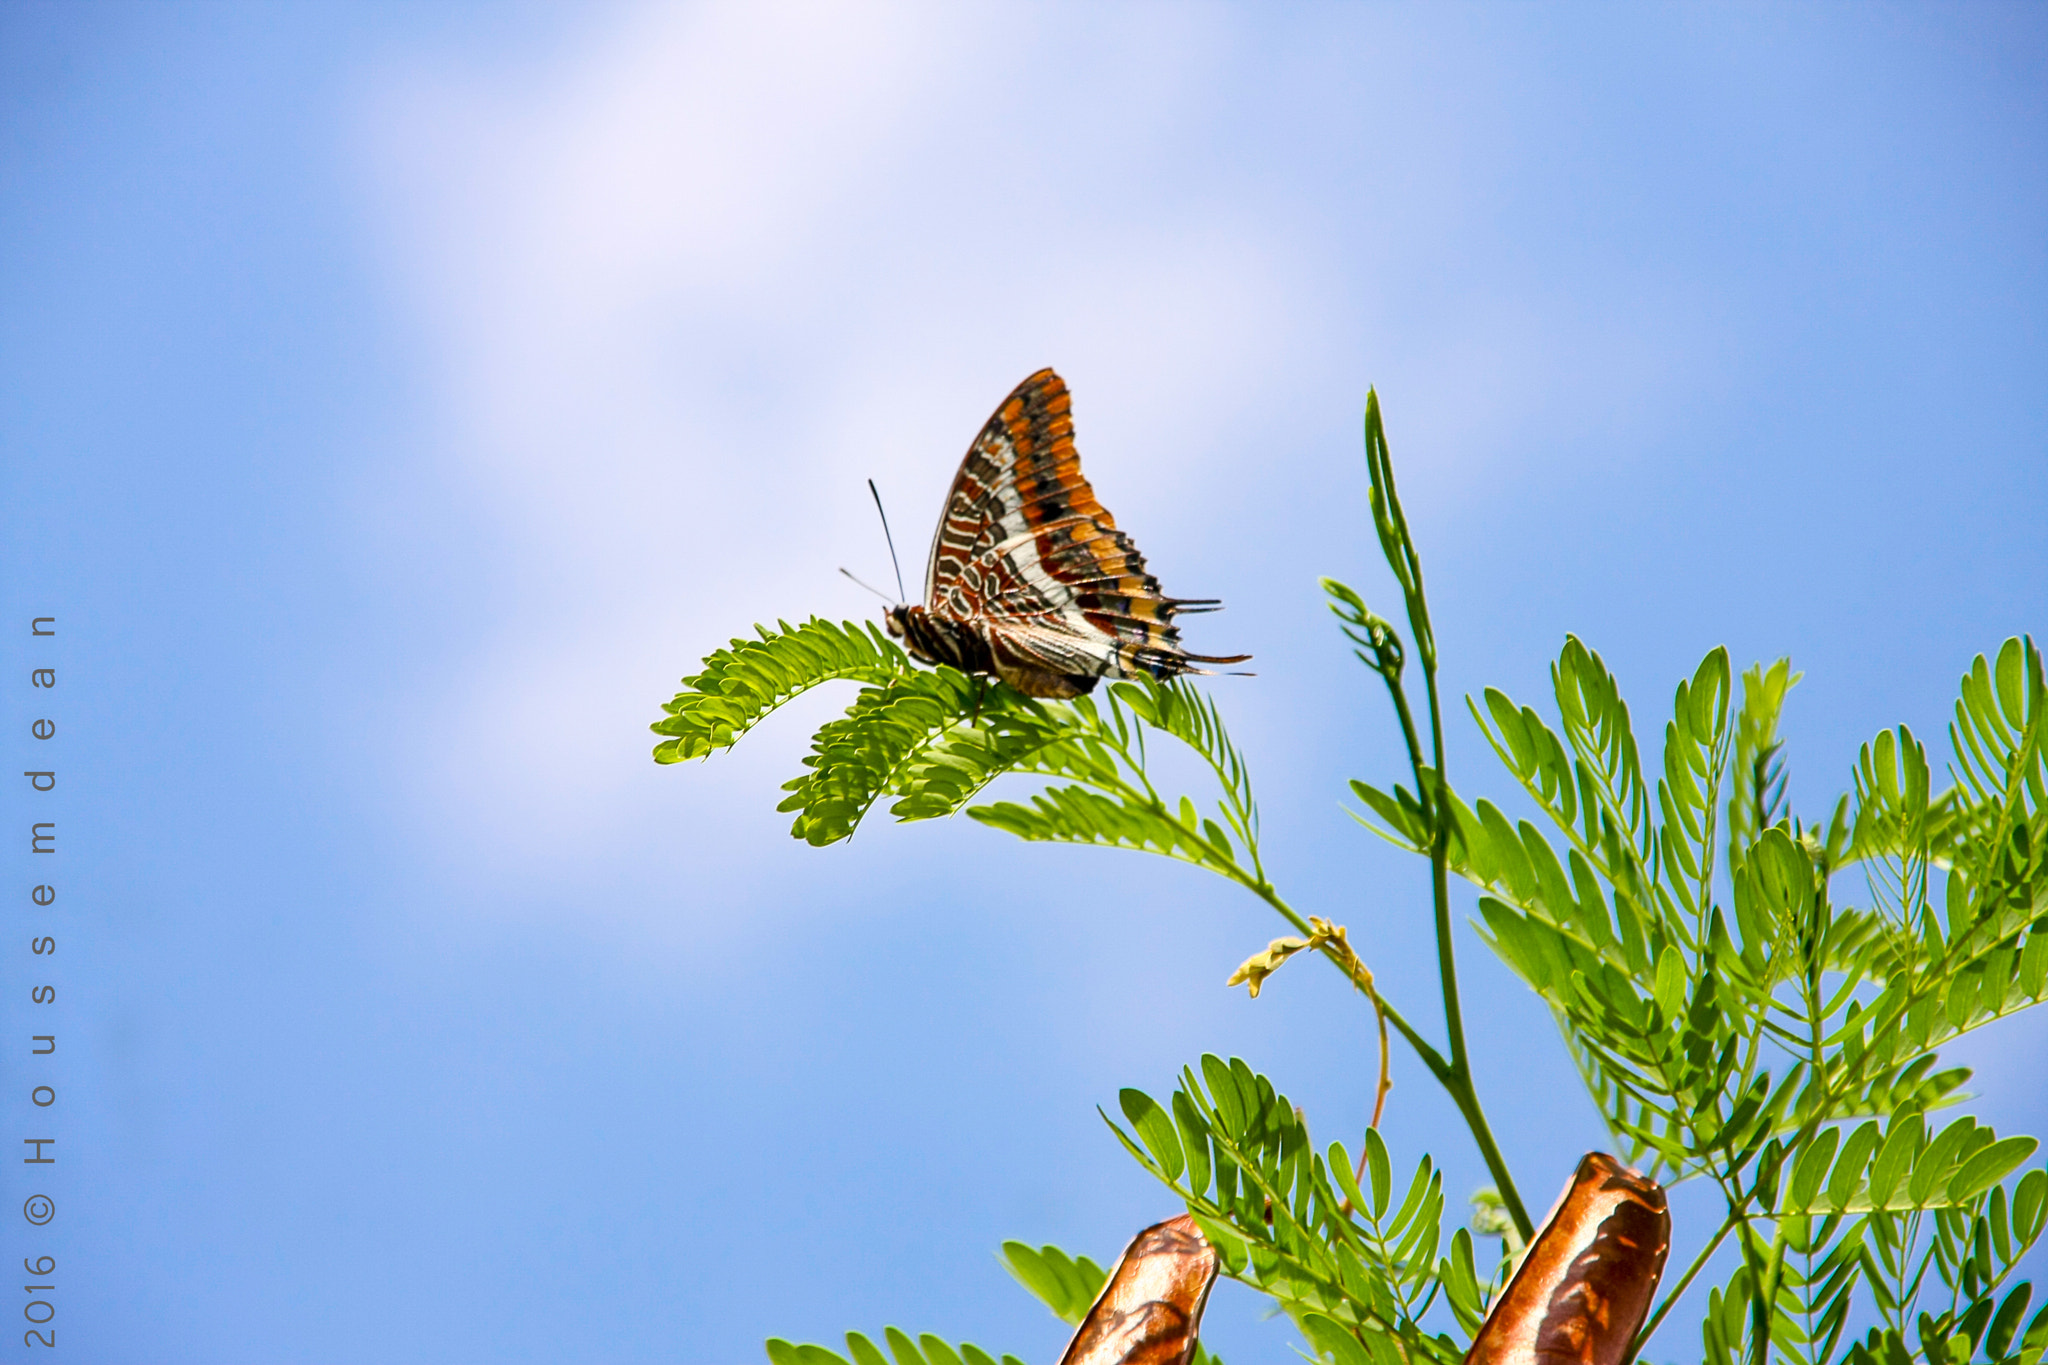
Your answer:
1552;635;1655;873
1101;1054;1457;1365
970;783;1191;857
890;703;1108;823
775;667;990;845
1729;659;1801;870
1659;647;1734;924
959;681;1265;887
1947;639;2047;950
1111;680;1259;833
659;622;1273;873
1950;639;2045;813
998;1240;1108;1325
764;1329;1026;1365
652;617;909;763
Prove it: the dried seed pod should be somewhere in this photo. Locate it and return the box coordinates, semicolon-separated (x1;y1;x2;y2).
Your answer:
1464;1153;1671;1365
1059;1214;1219;1365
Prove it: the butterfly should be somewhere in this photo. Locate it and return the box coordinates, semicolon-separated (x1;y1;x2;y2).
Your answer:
1060;1214;1219;1365
883;369;1249;699
1463;1153;1671;1365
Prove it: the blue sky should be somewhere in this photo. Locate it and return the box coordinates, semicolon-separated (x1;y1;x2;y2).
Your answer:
2;3;2044;1361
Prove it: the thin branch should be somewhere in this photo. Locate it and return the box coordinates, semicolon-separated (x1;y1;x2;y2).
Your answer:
1370;990;1392;1131
1631;1209;1741;1361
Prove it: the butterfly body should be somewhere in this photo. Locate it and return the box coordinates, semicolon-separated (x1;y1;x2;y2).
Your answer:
883;369;1247;698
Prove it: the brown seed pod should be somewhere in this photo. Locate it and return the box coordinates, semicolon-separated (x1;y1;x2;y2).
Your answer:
1059;1214;1219;1365
1464;1153;1671;1365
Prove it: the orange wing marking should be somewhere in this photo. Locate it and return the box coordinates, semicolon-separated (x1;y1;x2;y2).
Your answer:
886;369;1248;697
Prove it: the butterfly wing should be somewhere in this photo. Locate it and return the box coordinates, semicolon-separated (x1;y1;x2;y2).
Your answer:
1058;1214;1218;1365
922;369;1246;697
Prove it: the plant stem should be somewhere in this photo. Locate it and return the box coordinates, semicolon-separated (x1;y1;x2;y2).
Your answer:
1369;625;1532;1239
1745;1220;1787;1365
1631;1210;1741;1361
1422;664;1465;1067
1425;653;1533;1240
1235;877;1451;1081
1370;992;1392;1130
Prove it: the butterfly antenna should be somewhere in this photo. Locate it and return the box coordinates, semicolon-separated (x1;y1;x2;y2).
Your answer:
839;567;896;604
868;478;908;603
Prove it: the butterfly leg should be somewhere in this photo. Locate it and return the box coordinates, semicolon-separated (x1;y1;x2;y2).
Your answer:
970;675;989;725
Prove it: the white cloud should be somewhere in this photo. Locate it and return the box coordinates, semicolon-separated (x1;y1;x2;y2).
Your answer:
349;1;1318;896
345;3;1748;916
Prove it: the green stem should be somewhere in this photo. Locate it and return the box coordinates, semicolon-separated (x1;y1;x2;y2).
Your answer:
1422;664;1474;1079
1741;1219;1786;1365
1423;648;1533;1240
1084;735;1469;1096
1237;875;1451;1079
1630;1210;1742;1362
1352;955;1450;1080
1240;877;1314;939
1378;648;1532;1240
